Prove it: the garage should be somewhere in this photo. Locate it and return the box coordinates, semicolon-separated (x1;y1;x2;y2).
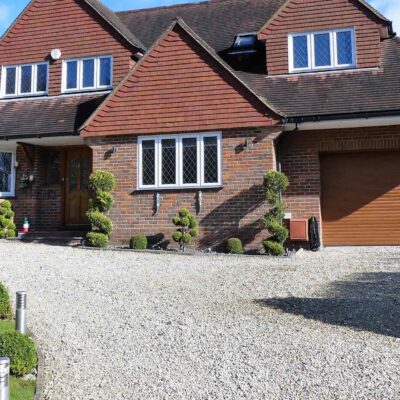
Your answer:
320;151;400;245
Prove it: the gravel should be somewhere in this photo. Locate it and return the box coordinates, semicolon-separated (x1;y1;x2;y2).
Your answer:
0;241;399;400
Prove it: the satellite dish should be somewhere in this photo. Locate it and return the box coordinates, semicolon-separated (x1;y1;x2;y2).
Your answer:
50;49;62;60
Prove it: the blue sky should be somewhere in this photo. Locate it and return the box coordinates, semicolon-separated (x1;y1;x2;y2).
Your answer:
0;0;399;36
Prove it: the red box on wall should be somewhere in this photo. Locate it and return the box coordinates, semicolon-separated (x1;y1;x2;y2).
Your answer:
290;219;309;241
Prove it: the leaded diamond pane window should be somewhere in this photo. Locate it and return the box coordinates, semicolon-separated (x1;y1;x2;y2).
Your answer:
0;151;13;195
20;65;32;94
314;33;331;67
66;61;78;90
182;138;197;184
82;59;95;88
203;136;218;183
36;64;48;92
337;30;353;65
293;35;309;69
142;140;155;186
162;139;176;185
5;67;16;95
99;57;112;87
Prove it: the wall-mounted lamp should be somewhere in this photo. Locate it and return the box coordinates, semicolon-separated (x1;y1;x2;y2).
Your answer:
196;191;203;214
244;137;252;151
111;146;117;154
14;161;19;169
154;192;161;214
50;48;62;61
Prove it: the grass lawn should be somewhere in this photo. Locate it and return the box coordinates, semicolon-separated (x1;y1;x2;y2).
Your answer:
0;320;36;400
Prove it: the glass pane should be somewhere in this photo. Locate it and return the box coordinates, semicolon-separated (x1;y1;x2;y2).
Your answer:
142;140;155;185
182;138;197;184
82;59;95;88
20;65;32;93
69;158;79;192
99;57;111;87
203;136;218;183
161;139;176;185
5;67;16;95
314;33;331;67
66;61;78;89
36;64;48;92
293;35;309;69
337;31;353;65
46;150;61;185
0;152;12;193
81;157;90;192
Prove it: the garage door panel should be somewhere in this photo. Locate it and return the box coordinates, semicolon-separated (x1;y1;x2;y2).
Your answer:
321;152;400;246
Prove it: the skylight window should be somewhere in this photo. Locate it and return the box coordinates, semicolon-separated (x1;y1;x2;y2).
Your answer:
288;28;356;73
230;33;258;54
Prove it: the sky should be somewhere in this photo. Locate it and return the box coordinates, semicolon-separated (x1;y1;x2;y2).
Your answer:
0;0;399;36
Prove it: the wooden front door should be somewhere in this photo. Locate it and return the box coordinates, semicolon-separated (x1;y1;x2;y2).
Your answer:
64;147;92;226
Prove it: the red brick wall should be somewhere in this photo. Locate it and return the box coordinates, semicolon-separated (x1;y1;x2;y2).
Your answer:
280;125;400;241
85;127;279;249
259;0;388;75
82;24;279;137
0;0;136;96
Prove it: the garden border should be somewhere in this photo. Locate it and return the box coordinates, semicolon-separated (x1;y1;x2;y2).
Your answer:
27;329;46;400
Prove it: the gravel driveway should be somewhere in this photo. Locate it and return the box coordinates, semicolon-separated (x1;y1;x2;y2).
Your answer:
0;241;399;400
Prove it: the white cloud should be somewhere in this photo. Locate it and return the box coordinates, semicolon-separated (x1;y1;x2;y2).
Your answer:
370;0;400;34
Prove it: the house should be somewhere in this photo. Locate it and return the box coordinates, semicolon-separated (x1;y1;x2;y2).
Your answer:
0;0;399;248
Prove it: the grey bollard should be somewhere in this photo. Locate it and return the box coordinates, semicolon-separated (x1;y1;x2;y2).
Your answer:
16;291;27;335
0;358;10;400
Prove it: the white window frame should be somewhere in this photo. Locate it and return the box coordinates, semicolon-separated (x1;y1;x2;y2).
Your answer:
62;55;113;93
138;132;222;190
1;62;49;98
288;28;356;73
0;150;15;197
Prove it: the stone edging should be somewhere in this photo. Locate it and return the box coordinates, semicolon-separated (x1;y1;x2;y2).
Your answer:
27;328;46;400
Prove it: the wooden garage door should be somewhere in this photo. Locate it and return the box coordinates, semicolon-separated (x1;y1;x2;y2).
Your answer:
321;152;400;245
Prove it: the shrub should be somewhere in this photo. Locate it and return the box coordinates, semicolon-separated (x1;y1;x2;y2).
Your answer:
0;200;16;239
263;240;285;256
172;208;199;251
0;283;12;320
0;332;37;376
86;232;108;248
130;235;147;250
86;171;115;247
263;171;289;256
89;170;116;193
226;238;244;254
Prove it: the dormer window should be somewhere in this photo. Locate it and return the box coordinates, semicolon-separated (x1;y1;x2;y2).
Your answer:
62;56;112;93
1;62;48;98
288;28;356;73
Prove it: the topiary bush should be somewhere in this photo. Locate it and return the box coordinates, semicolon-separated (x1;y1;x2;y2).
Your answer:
86;171;115;248
0;331;37;377
130;235;148;250
0;283;12;320
172;208;199;251
262;171;289;256
0;200;16;239
226;238;244;254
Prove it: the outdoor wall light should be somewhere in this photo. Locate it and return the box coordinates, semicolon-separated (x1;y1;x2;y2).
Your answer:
14;161;19;168
0;357;10;400
154;192;161;214
196;191;203;213
16;291;27;335
111;146;117;154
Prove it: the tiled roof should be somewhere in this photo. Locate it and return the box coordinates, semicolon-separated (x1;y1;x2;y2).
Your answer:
238;37;400;118
0;94;107;140
117;0;286;52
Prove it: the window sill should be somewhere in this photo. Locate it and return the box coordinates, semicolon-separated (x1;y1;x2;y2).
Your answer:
0;93;48;100
135;185;223;193
62;87;112;95
289;65;357;75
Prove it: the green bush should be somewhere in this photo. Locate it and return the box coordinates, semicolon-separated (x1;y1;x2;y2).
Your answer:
130;235;147;250
226;238;244;254
89;171;115;193
172;208;199;251
89;191;114;213
263;240;285;256
0;332;37;377
86;232;109;248
263;171;289;256
0;283;12;320
87;210;113;236
0;201;16;239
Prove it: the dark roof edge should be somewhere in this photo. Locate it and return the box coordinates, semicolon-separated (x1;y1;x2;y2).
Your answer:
285;109;400;123
0;132;80;142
